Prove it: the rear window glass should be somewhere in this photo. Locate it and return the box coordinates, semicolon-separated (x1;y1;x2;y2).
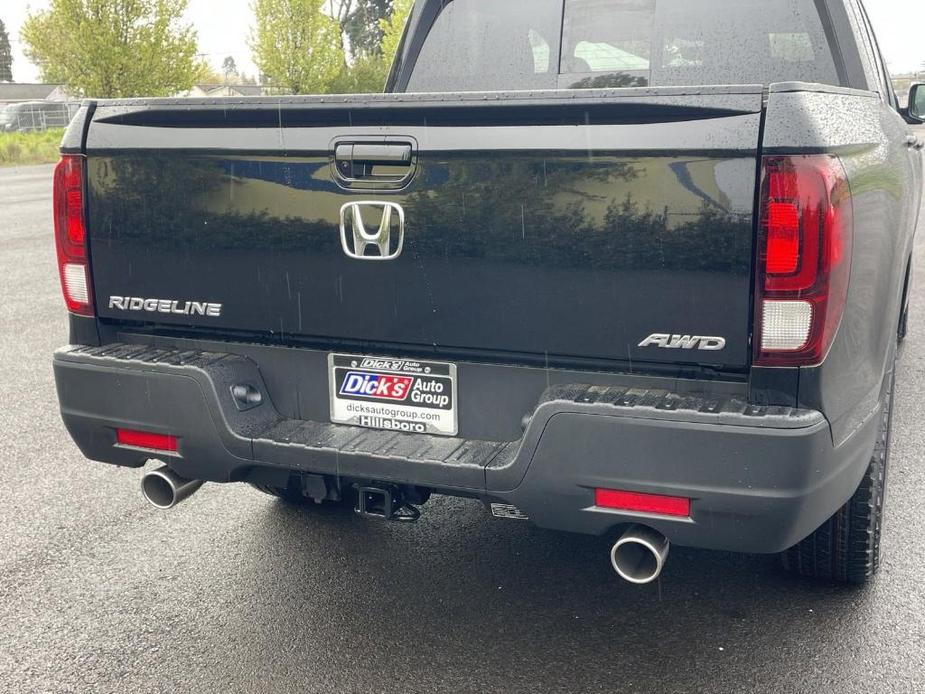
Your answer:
406;0;563;92
405;0;841;92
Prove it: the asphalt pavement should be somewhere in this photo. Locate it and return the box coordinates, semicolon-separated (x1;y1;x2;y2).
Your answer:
1;160;924;694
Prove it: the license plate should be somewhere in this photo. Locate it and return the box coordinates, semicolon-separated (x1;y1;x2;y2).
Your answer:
328;354;458;437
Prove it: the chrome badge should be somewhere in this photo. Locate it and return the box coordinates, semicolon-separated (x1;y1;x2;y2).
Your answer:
108;296;222;317
339;201;405;261
638;334;727;351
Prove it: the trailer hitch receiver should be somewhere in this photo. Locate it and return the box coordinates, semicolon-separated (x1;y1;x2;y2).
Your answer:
356;486;421;523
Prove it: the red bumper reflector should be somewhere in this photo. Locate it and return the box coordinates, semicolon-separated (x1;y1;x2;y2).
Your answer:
116;429;178;452
594;489;690;517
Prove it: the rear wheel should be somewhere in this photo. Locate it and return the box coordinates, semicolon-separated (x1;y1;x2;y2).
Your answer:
780;367;894;585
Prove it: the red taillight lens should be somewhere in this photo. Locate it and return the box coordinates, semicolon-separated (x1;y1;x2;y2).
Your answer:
754;155;852;366
53;155;93;315
764;202;801;274
116;429;178;452
594;489;691;518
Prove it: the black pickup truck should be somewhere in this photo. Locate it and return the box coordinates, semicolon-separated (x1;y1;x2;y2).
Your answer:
54;0;923;585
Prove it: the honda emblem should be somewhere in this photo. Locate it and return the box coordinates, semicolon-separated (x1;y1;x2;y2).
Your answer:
339;201;405;261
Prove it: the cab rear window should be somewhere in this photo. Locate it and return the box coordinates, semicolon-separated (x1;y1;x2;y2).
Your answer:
405;0;842;92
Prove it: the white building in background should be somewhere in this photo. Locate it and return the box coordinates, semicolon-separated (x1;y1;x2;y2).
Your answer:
173;84;267;98
0;83;71;107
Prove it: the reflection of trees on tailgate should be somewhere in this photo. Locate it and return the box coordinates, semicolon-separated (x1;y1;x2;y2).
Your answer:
91;154;750;276
405;157;749;274
90;156;339;255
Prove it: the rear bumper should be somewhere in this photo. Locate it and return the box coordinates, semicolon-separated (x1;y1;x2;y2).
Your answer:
54;344;880;554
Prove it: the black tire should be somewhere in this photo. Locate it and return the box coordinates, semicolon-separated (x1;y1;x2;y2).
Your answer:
780;368;894;585
249;481;357;508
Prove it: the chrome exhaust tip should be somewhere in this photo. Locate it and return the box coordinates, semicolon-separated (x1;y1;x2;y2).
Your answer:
610;525;670;585
141;465;204;510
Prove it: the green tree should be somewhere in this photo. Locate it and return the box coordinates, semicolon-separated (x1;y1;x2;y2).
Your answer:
342;0;391;57
379;0;411;66
195;61;224;85
0;19;12;82
250;0;344;95
329;53;388;93
222;56;238;83
330;0;410;94
20;0;199;98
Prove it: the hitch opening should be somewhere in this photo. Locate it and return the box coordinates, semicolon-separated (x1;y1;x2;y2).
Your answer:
356;486;421;523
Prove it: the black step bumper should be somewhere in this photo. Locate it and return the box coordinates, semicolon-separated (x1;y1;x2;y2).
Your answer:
54;344;880;554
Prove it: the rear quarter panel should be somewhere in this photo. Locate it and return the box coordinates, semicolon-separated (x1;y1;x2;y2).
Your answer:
763;85;919;443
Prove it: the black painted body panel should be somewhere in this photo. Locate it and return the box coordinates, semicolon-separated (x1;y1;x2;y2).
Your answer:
85;89;763;369
763;84;923;442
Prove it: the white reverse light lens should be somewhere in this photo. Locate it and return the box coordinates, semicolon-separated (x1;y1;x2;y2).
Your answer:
63;263;89;305
762;300;812;351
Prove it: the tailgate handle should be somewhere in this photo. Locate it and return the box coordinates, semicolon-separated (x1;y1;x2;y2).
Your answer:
333;141;416;189
341;143;411;164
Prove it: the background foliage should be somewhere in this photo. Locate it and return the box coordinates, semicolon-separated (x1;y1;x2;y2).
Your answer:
250;0;345;95
21;0;200;98
379;0;411;67
253;0;412;94
337;0;391;57
0;129;64;167
16;0;414;98
0;19;12;82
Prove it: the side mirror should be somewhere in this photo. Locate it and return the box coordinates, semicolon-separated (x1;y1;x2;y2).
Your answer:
906;83;925;124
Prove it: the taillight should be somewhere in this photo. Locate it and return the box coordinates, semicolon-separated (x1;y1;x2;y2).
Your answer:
754;155;852;366
53;155;93;316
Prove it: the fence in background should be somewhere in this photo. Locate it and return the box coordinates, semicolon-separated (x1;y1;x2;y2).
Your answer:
0;102;82;133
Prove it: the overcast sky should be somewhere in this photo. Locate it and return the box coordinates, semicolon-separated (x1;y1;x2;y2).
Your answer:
3;0;924;84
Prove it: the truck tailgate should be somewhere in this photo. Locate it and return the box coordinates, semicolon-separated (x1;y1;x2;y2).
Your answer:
85;88;762;368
